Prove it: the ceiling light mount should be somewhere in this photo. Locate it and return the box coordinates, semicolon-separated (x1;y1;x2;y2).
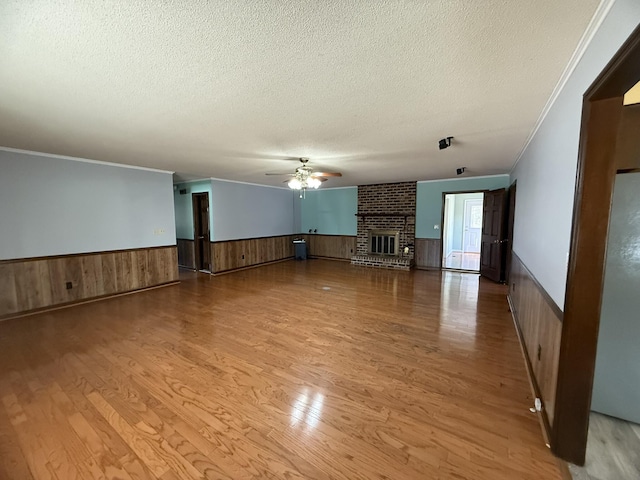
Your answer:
439;136;454;150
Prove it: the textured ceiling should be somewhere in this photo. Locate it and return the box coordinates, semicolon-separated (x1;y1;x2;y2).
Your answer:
0;0;600;187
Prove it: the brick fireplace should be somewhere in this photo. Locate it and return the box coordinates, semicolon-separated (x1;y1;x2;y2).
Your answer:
351;181;416;270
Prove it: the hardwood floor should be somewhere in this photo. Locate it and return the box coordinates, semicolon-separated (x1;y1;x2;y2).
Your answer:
0;259;562;479
569;412;640;480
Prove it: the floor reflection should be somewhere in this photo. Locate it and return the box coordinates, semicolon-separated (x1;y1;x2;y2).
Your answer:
439;272;479;344
290;388;325;431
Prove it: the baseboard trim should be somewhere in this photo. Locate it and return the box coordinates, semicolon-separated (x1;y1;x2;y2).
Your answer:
307;255;351;262
211;257;294;275
414;266;442;271
507;293;553;447
0;281;180;322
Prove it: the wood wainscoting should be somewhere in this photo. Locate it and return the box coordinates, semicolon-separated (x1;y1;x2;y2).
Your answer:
508;253;563;436
177;238;196;269
0;246;179;319
616;103;640;170
303;234;356;260
414;238;442;270
211;235;296;273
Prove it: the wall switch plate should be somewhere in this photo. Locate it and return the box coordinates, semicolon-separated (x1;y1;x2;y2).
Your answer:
434;224;440;230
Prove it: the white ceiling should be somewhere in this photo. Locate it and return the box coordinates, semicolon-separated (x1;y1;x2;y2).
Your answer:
0;0;600;187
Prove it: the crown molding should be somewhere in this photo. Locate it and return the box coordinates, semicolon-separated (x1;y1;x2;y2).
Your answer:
0;146;174;174
510;0;616;173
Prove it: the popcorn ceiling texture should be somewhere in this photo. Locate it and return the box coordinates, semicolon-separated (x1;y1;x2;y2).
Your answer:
0;0;599;186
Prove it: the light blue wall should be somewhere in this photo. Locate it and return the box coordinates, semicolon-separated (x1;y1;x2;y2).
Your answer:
591;173;640;423
300;187;357;235
0;149;175;260
173;180;214;240
416;175;509;239
211;180;295;241
511;0;640;307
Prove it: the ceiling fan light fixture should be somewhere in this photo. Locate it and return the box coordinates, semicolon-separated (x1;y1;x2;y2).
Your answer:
269;158;341;193
307;177;322;189
288;178;302;189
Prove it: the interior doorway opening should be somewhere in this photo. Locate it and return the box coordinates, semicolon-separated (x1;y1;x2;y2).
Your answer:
553;23;640;467
442;192;484;272
192;192;211;273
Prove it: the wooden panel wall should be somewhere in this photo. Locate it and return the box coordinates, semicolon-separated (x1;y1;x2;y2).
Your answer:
0;246;179;319
211;235;295;273
616;104;640;170
414;238;442;270
508;253;563;428
303;234;356;260
177;238;195;269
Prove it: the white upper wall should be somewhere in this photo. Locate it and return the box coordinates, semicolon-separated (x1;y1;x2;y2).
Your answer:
211;180;295;241
0;148;176;260
510;0;640;308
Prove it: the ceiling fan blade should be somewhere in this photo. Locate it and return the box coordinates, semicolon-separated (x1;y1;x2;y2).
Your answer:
265;172;295;176
311;172;342;177
282;177;328;183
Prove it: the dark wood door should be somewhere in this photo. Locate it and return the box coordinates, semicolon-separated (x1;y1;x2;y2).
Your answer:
192;193;211;271
504;182;517;284
480;188;507;282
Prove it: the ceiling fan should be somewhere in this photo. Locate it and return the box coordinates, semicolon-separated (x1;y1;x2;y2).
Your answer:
265;158;342;195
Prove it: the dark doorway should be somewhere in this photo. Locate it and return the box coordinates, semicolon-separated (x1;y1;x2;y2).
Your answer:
479;188;507;282
192;192;211;272
505;182;517;284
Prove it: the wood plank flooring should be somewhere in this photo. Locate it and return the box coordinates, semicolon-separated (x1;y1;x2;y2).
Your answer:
569;412;640;480
0;259;562;479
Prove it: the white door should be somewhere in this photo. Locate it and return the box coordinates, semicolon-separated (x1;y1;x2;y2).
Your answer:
462;199;483;254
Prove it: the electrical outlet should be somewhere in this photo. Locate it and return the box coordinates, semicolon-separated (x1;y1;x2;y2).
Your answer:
66;282;73;290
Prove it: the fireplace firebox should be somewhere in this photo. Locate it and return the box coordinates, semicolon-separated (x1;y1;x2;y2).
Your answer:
369;230;400;256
